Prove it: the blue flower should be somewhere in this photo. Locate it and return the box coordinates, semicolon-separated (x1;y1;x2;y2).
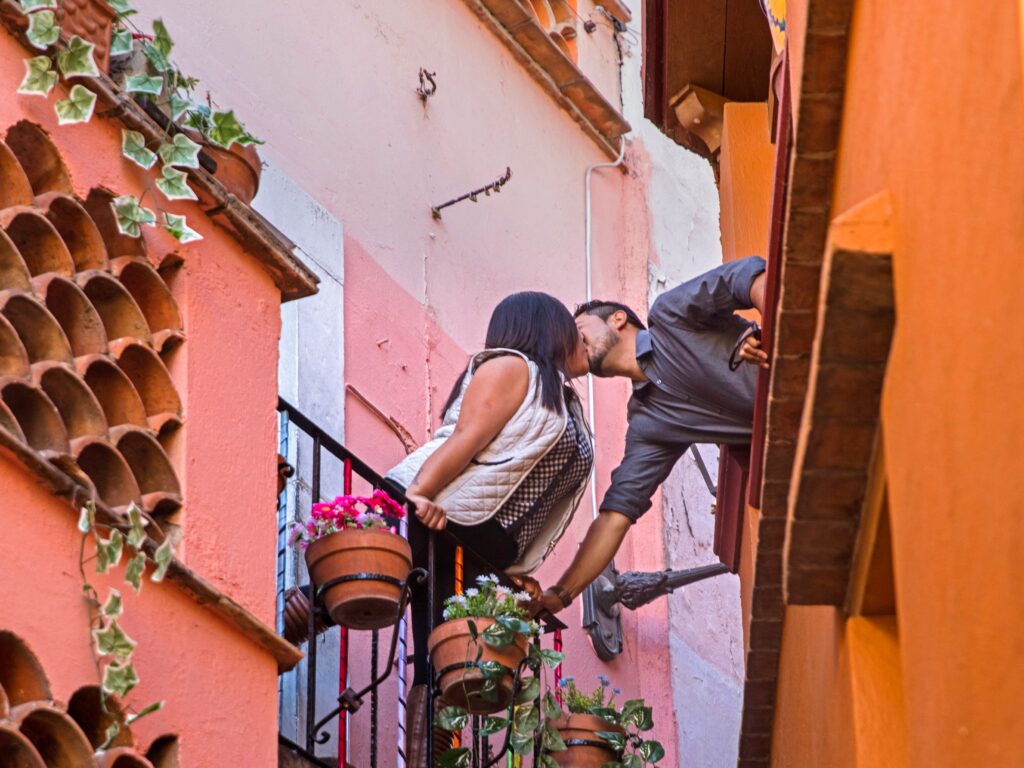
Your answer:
597;674;610;686
613;688;622;695
558;675;575;688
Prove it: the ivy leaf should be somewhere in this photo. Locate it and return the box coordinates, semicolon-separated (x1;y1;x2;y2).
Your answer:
497;615;533;636
437;748;470;768
101;588;123;620
637;740;665;763
235;132;264;147
622;755;643;768
542;691;563;721
18;0;57;11
155;165;197;201
17;55;57;96
94;619;136;661
121;130;156;170
101;661;139;697
183;107;211;135
540;756;561;768
54;84;97;124
207;109;247;149
480;715;509;735
435;706;469;732
158;133;201;168
515;676;540;704
100;721;121;750
26;10;58;49
481;621;514;648
77;502;95;533
126;502;149;550
125;700;164;725
151;539;173;582
124;73;163;96
110;27;132;56
111;195;155;237
162;212;202;244
151;18;173;58
168;92;190;121
542;722;567;752
597;731;628;751
141;41;170;73
105;0;134;14
125;551;146;593
95;530;123;574
57;35;100;78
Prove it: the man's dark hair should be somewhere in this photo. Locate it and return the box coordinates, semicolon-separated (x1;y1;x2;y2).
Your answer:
573;300;646;330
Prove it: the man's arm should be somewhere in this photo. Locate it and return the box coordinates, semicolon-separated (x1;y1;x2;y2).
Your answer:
531;430;687;615
653;256;767;330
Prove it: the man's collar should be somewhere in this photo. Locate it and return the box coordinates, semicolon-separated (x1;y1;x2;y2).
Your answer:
632;330;653;393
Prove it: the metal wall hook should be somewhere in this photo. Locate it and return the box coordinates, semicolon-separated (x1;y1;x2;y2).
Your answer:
417;68;437;102
431;167;513;220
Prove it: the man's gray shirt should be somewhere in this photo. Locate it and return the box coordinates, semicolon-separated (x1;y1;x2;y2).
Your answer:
600;256;766;522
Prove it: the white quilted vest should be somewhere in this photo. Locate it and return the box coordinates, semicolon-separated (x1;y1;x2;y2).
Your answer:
386;348;590;575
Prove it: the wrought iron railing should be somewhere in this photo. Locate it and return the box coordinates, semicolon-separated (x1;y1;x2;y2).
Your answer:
276;397;566;768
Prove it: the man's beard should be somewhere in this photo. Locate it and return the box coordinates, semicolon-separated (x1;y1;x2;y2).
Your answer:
587;329;618;376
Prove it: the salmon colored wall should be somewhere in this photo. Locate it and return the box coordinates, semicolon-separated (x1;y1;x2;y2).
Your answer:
1;28;287;766
831;0;1024;763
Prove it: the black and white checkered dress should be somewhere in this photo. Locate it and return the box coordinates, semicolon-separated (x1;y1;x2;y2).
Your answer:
493;401;593;558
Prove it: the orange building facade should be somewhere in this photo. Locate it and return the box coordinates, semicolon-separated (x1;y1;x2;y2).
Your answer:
0;11;316;766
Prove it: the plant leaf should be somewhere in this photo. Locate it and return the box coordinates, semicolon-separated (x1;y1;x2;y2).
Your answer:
105;0;134;13
125;551;146;593
481;621;514;648
101;661;139;697
542;691;562;721
151;539;173;582
126;502;148;549
480;715;509;735
111;195;155;237
110;27;132;56
17;55;57;96
141;41;170;73
155;165;197;201
19;0;57;11
121;130;157;170
94;619;136;661
78;502;95;533
151;18;173;57
435;706;469;732
57;35;99;78
540;756;561;768
102;529;124;570
537;648;565;669
637;740;665;763
54;84;97;124
100;721;121;750
437;748;471;768
510;728;535;756
26;10;58;49
515;676;540;704
596;731;628;751
101;588;123;619
183;106;211;134
168;92;190;121
125;700;164;725
622;755;643;768
158;133;201;168
124;73;163;96
542;722;567;752
207;109;247;148
162;212;202;244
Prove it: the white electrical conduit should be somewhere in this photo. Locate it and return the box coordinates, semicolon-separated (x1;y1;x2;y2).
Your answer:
583;137;627;519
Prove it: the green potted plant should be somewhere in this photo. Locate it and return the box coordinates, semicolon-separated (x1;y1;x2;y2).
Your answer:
289;491;412;631
548;675;666;768
427;575;539;715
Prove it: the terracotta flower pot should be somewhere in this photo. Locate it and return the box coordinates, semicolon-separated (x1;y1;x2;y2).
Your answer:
427;617;528;715
305;528;412;630
552;714;623;767
181;129;262;204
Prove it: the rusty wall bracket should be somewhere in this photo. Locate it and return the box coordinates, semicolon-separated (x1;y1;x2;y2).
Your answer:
431;167;512;220
417;68;437;102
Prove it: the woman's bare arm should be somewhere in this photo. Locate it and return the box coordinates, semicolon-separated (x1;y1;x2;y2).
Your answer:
406;356;529;529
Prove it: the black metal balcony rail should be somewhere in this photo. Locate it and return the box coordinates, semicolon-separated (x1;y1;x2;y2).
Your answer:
276;396;566;768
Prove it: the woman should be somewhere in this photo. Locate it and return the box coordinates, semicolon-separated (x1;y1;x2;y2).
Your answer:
386;291;592;765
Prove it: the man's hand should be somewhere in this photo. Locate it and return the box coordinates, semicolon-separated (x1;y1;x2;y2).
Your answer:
406;492;447;530
509;575;543;602
739;334;770;369
528;588;569;619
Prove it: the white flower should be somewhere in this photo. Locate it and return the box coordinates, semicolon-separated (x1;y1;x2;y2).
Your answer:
512;591;531;602
465;588;479;598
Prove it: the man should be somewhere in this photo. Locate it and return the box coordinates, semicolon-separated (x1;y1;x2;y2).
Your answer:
525;256;768;616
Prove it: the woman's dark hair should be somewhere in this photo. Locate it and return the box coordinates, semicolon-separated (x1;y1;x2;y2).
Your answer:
441;291;579;417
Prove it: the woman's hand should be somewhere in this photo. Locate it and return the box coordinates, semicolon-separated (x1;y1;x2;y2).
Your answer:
407;492;447;530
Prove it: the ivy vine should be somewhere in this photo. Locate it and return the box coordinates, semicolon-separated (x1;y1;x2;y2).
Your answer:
13;0;262;244
78;501;175;747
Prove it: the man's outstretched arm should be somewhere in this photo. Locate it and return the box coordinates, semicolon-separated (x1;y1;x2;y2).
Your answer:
529;511;632;616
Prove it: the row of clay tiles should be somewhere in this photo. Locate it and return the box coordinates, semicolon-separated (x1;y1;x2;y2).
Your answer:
0;631;178;768
0;120;183;524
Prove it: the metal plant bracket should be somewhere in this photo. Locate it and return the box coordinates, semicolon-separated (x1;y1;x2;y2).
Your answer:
584;562;729;659
431;167;512;220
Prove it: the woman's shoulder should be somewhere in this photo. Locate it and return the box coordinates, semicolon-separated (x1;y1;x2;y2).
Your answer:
471;352;530;383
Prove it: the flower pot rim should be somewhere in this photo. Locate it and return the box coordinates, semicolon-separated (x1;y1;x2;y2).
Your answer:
427;615;532;649
305;526;410;554
554;712;624;732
